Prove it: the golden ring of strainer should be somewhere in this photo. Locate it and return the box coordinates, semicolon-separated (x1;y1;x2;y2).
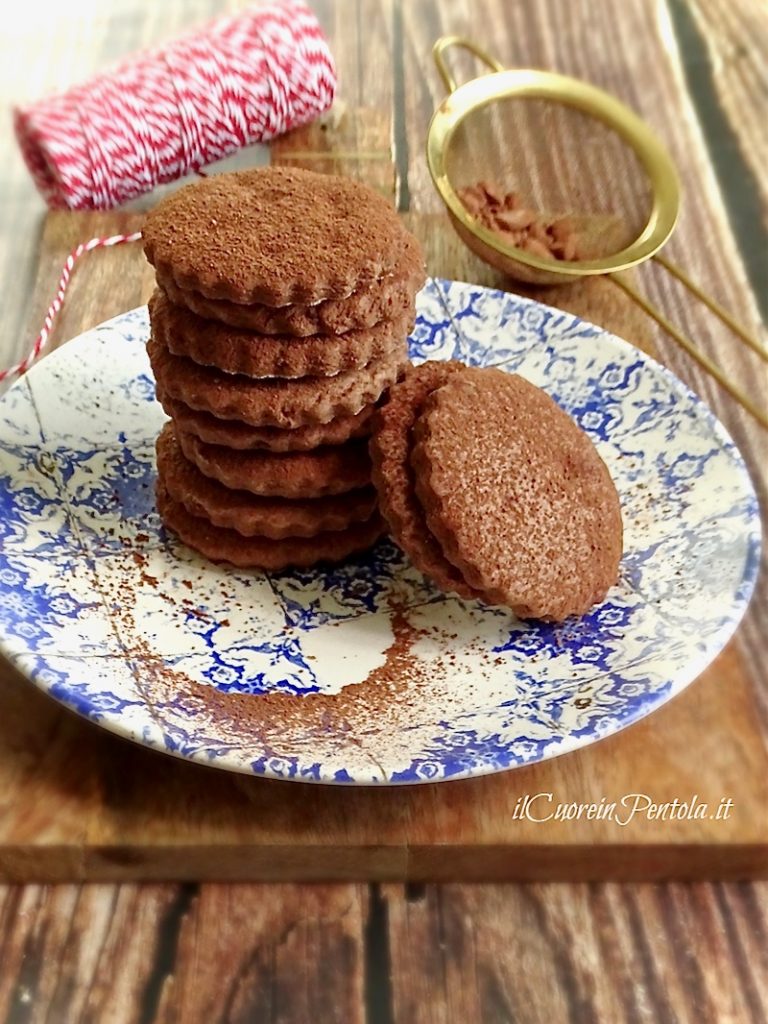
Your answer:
426;51;681;281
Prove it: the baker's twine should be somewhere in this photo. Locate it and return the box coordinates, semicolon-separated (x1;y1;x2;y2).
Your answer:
0;232;143;384
14;0;336;210
3;1;336;383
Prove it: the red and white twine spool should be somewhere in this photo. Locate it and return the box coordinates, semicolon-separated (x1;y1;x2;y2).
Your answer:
4;1;336;382
14;0;336;210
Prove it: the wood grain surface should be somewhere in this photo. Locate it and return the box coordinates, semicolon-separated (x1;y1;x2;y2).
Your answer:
0;0;766;1021
686;0;768;247
0;881;766;1024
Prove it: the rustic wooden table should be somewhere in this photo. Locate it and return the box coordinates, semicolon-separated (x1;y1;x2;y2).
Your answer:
1;1;767;1021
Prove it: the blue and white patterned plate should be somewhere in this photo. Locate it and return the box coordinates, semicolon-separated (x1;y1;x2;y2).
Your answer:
0;280;760;784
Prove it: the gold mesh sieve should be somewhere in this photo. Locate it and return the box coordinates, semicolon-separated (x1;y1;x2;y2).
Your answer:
426;36;767;428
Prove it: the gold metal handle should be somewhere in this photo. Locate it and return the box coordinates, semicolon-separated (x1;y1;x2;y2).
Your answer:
611;274;768;430
432;35;504;94
653;254;768;365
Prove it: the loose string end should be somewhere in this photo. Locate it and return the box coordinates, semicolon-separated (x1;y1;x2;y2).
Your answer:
0;231;142;385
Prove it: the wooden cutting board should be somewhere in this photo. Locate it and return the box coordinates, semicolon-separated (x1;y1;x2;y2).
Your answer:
0;116;766;883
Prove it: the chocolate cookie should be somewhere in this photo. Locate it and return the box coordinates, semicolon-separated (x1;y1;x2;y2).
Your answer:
410;368;623;620
157;424;377;538
176;429;371;499
149;289;413;378
369;361;482;600
158;392;375;452
156;233;425;336
143;166;412;305
157;482;385;570
148;333;407;429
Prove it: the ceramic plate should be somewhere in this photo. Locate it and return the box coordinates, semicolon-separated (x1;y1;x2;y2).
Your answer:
0;280;759;783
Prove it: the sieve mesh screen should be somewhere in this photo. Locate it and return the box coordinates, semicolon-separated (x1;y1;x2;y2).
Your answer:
445;96;654;260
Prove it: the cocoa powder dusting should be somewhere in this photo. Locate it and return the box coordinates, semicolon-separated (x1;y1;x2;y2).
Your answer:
140;611;425;732
101;540;510;771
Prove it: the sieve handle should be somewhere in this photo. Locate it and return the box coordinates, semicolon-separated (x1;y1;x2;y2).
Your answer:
653;254;768;364
611;274;768;430
432;36;505;94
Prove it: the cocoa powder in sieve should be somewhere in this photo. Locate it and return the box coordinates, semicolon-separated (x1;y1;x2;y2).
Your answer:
457;181;581;261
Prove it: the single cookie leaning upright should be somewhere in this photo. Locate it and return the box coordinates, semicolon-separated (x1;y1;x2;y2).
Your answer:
142;166;410;305
369;360;483;601
410;368;623;620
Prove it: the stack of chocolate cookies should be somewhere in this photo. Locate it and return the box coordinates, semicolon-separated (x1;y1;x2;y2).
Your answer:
142;167;425;569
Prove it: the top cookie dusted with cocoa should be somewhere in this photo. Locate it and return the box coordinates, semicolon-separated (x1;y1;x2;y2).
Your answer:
142;167;415;306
